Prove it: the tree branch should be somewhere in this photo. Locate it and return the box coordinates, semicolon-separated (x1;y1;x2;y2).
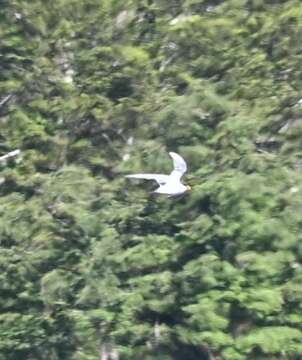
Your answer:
0;95;12;108
0;149;21;162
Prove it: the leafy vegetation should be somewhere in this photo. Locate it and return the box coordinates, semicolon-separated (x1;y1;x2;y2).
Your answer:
1;0;302;359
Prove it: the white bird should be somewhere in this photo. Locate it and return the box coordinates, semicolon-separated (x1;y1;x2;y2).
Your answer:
125;152;191;196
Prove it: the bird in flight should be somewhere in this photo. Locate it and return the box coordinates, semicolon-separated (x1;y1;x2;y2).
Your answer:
125;152;191;196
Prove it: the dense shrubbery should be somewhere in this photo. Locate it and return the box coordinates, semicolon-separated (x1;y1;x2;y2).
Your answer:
1;1;302;359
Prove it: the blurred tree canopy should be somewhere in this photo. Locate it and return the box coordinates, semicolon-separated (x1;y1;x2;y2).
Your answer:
1;0;302;359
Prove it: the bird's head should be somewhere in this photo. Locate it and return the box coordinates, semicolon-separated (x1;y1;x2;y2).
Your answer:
186;185;192;192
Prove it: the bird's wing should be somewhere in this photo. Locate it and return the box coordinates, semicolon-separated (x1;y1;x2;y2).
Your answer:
169;152;187;179
125;174;169;186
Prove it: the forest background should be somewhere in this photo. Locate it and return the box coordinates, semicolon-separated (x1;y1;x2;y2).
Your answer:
1;0;302;359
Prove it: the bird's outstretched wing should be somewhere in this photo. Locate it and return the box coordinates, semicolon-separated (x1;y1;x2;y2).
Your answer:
169;152;187;179
125;174;169;186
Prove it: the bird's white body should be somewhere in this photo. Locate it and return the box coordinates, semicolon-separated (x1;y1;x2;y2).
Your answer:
126;152;190;196
153;180;188;196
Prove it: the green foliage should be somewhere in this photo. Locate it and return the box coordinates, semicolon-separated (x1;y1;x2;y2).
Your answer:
1;0;302;359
